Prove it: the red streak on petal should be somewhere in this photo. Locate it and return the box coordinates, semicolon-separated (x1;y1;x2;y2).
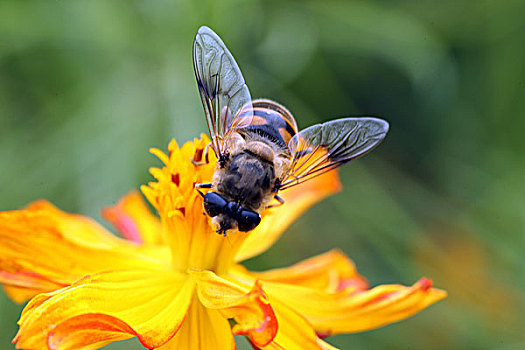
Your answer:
102;207;142;244
46;311;189;350
47;313;138;350
418;277;433;291
193;147;204;163
366;278;436;305
114;215;142;244
171;173;180;187
316;330;332;339
0;270;66;289
338;276;369;292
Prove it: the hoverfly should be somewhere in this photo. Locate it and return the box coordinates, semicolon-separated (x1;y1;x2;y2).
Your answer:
192;26;389;236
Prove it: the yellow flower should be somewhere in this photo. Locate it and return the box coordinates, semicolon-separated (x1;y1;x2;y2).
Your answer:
0;135;446;349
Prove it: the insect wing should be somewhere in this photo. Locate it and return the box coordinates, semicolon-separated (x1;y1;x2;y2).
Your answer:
279;117;389;190
193;26;253;157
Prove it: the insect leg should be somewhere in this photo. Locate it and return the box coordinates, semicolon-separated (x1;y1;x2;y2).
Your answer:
191;142;213;166
195;182;212;197
266;194;285;209
216;225;227;236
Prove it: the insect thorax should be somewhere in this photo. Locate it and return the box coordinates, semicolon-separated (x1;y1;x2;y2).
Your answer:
214;151;276;211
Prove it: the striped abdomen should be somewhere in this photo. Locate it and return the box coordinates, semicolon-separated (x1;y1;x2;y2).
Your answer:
237;99;298;151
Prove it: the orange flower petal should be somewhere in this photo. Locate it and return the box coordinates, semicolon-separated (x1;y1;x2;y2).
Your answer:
48;314;135;350
157;296;236;350
260;300;338;350
189;269;278;347
14;269;195;349
102;190;163;244
2;285;37;304
245;249;368;293
260;277;447;336
0;204;170;302
24;200;126;249
235;170;341;262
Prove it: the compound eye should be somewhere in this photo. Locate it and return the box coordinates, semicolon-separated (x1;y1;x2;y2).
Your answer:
237;209;261;232
203;192;228;217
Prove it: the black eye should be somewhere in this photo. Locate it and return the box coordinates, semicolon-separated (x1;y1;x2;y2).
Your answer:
203;192;228;217
237;209;261;232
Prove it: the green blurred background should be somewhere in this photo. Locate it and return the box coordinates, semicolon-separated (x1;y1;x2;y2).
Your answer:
1;1;524;349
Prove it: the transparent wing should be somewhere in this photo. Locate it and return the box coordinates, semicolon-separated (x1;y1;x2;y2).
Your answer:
193;26;253;157
279;117;389;190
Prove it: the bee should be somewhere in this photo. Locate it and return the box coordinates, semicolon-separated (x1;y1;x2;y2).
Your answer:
192;26;389;235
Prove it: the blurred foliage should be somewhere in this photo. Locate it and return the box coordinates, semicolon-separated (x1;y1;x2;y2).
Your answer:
1;0;525;349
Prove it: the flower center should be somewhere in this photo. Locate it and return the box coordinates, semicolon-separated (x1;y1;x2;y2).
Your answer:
141;137;251;274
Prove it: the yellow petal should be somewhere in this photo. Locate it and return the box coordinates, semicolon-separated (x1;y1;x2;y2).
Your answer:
261;299;338;350
235;170;341;262
102;190;163;244
142;136;241;273
189;269;278;347
246;249;368;293
14;269;195;349
0;204;170;302
157;296;236;350
260;277;447;336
